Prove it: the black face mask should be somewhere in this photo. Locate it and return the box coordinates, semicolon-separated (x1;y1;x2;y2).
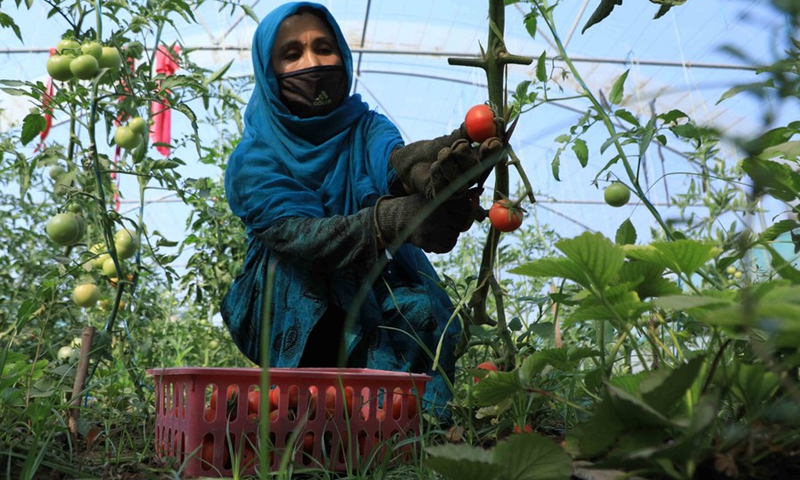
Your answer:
276;65;348;118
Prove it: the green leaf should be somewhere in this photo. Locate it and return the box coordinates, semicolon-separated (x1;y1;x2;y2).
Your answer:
763;244;800;283
608;70;630;105
510;257;592;289
565;396;623;458
0;12;22;41
641;356;705;416
203;59;234;87
472;370;524;406
658;109;688;124
572;139;588;167
426;444;499;480
615;219;637;245
606;383;677;428
653;295;733;311
556;232;626;289
531;347;599;372
240;4;259;22
650;240;719;275
582;0;624;34
653;4;672;19
565;297;649;327
758;219;800;243
492;434;574;480
535;51;547;82
760;141;800;161
716;79;774;105
742;158;800;202
21;113;46;146
551;150;561;181
615;109;639;126
523;11;538;40
731;364;780;412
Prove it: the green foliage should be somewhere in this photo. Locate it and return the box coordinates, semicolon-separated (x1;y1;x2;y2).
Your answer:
427;434;573;480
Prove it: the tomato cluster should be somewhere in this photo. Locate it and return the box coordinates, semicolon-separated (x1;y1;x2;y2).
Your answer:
47;38;122;83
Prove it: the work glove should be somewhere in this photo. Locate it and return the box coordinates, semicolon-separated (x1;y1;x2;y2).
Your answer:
390;121;504;199
430;137;503;198
374;193;471;254
389;126;466;196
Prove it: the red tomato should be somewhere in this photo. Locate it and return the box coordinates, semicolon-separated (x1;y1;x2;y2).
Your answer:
473;361;499;383
325;387;336;419
201;437;214;465
302;432;315;454
513;424;534;434
344;387;355;416
488;200;524;232
465;104;497;143
247;390;259;420
308;385;319;415
269;388;280;411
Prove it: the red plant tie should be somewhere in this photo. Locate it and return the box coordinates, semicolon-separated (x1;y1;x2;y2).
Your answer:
36;47;57;152
151;45;180;157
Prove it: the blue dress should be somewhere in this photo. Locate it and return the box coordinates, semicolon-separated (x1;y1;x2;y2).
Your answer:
221;1;460;420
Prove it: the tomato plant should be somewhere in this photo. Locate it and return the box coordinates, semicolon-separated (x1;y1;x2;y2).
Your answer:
488;200;523;232
464;104;497;143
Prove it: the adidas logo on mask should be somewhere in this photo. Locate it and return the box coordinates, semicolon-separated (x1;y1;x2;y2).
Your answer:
313;91;332;106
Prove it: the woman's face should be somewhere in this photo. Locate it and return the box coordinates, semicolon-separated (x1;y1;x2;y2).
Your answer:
271;12;342;75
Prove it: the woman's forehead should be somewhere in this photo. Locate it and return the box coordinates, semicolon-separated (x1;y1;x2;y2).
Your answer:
274;13;335;46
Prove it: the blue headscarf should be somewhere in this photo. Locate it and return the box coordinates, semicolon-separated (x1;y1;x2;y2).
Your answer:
226;1;402;229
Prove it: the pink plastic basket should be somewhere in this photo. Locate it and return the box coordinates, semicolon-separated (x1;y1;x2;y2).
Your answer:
148;367;430;477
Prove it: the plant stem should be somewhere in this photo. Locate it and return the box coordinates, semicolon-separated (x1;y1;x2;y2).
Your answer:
536;0;673;239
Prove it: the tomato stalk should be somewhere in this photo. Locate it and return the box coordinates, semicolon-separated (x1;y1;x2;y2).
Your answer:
448;0;533;339
534;0;673;239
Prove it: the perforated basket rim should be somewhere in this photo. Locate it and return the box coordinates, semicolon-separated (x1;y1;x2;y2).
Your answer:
146;367;432;383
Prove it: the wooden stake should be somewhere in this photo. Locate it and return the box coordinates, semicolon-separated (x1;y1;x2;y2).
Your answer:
69;325;96;439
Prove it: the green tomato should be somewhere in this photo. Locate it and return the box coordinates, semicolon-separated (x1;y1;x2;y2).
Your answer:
102;257;121;278
98;46;122;70
56;38;80;54
128;117;147;135
604;182;631;207
114;126;142;150
73;283;100;308
114;228;139;259
46;212;83;246
81;41;103;59
48;165;66;180
69;54;100;80
46;55;75;82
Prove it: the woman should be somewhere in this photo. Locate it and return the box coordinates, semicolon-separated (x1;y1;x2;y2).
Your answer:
221;2;501;420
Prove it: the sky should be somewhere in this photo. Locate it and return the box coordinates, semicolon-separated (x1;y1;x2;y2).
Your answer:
1;0;797;272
